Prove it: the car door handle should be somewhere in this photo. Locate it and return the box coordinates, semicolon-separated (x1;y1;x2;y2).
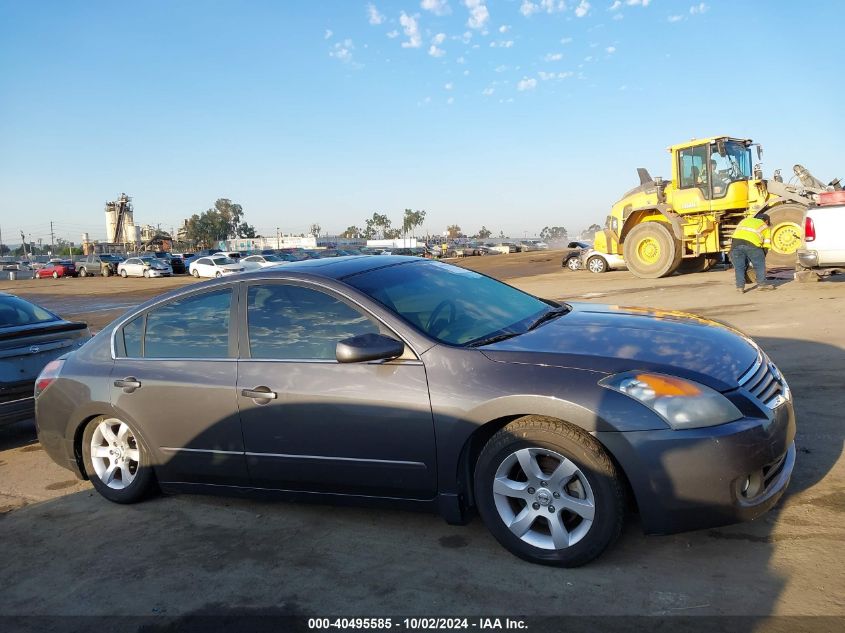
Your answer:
241;387;278;400
114;377;142;392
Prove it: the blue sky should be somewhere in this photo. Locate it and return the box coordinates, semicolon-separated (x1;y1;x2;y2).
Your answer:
1;0;842;244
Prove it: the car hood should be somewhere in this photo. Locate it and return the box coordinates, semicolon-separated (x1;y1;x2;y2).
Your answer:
480;302;759;391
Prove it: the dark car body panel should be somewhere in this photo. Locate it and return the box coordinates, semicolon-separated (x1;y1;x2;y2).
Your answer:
1;300;90;425
35;256;795;535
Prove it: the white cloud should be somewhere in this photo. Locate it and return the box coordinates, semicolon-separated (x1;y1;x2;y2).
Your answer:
444;81;454;90
429;44;446;57
433;32;447;44
690;2;708;14
463;69;470;75
609;1;621;9
560;37;573;44
367;4;385;25
494;64;508;72
626;0;651;6
490;40;514;48
575;1;591;18
399;12;422;48
324;29;333;39
482;87;495;95
667;15;683;22
520;0;567;16
499;24;511;33
544;52;563;61
387;29;399;38
447;96;455;104
612;13;623;20
456;55;466;63
538;70;574;80
606;46;616;53
584;55;593;61
421;0;451;15
465;0;490;30
329;38;355;63
517;77;537;91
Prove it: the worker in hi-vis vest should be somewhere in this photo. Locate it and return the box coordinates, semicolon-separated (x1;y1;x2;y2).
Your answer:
730;213;775;293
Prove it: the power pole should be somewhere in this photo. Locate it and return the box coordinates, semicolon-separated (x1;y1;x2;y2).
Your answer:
50;221;55;253
20;231;28;259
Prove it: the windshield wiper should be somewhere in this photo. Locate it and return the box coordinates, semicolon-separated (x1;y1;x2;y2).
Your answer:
466;331;522;348
526;306;570;331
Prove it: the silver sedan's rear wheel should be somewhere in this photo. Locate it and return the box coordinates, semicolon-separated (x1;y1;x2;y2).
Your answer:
82;417;156;503
474;415;625;567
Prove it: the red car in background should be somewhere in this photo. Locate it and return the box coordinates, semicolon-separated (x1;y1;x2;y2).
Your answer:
35;260;78;279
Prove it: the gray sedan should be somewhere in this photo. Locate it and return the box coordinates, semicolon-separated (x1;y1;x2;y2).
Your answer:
35;256;795;566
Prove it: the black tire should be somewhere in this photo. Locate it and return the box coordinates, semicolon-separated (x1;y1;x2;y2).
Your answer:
676;256;710;274
79;268;87;278
192;269;200;278
474;415;625;567
586;255;607;274
143;269;149;278
766;203;806;268
215;271;223;278
81;416;157;504
623;222;682;279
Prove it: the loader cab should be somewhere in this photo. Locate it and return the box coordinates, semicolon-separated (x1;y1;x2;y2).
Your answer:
673;137;753;202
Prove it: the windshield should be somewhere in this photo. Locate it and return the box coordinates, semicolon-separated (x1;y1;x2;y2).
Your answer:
212;257;235;265
710;141;752;181
100;255;121;262
346;260;556;346
0;295;59;328
262;255;282;262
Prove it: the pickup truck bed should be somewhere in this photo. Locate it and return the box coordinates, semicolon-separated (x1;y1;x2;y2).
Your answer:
796;203;845;281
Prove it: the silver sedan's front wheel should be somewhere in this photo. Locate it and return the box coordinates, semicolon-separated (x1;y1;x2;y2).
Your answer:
82;416;156;503
492;447;595;550
474;416;625;567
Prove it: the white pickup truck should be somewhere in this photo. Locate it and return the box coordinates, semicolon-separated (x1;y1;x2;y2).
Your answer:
796;191;845;281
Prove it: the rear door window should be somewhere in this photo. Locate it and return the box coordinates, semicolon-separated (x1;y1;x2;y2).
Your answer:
118;289;233;359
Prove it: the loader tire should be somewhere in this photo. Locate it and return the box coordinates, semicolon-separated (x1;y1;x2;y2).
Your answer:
676;256;710;274
623;222;682;279
766;203;806;268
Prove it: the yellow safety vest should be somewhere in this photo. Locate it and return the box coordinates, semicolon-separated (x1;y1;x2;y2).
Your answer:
732;217;772;249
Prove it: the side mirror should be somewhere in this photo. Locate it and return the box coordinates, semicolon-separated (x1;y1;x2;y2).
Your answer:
336;333;405;363
757;145;763;160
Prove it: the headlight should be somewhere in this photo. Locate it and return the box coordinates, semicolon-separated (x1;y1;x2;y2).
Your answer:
599;371;742;430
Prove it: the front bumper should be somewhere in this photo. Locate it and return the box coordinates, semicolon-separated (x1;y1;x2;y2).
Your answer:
596;399;796;535
147;269;171;277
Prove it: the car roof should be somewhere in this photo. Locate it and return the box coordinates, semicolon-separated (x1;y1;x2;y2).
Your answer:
251;255;420;280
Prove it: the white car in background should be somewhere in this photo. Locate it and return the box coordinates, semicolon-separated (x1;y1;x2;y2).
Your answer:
241;254;287;271
580;248;628;274
189;256;244;278
118;256;172;278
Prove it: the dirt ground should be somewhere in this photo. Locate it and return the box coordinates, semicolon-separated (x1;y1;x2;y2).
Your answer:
0;253;843;622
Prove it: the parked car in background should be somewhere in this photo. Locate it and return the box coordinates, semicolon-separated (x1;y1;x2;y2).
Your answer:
118;257;172;278
148;252;185;274
1;293;90;425
796;195;845;281
174;253;195;270
241;254;288;271
76;253;122;277
35;256;795;567
189;256;244;278
561;241;593;271
580;248;627;274
36;261;77;279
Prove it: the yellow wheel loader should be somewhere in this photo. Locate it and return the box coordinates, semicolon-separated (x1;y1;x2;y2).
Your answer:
594;136;841;279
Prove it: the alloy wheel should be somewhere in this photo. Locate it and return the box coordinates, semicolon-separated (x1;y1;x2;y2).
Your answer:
89;419;141;490
492;447;595;550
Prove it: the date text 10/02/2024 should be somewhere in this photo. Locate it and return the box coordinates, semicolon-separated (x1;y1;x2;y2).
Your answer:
307;618;528;630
